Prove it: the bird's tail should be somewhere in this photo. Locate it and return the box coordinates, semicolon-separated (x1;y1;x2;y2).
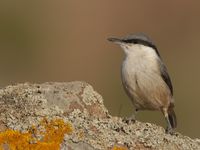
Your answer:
168;104;177;129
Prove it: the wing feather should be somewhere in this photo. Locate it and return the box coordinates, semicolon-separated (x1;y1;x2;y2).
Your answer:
159;60;173;96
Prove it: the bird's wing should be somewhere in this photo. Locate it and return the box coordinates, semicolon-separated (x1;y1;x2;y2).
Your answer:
159;60;173;96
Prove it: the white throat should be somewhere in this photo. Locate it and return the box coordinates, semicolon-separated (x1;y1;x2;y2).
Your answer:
120;44;158;59
121;44;160;76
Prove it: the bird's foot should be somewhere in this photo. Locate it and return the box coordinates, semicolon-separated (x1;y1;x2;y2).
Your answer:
122;117;136;124
165;127;176;135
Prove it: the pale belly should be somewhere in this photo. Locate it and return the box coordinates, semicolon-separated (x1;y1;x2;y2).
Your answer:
121;59;171;111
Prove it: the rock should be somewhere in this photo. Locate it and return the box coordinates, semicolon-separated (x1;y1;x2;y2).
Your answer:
0;81;199;150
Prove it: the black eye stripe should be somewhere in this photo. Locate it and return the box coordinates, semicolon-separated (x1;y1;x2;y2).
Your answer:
133;41;138;44
122;39;160;57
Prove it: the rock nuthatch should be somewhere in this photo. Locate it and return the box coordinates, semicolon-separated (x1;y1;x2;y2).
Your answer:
108;33;177;133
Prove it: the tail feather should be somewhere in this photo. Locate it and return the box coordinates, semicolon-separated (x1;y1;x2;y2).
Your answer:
168;106;177;129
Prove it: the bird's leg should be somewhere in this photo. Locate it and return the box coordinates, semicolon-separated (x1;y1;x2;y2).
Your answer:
123;109;138;124
162;108;173;134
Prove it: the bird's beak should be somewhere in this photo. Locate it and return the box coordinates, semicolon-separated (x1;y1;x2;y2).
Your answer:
107;37;122;44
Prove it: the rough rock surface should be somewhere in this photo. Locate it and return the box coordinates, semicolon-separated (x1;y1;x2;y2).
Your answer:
0;81;199;150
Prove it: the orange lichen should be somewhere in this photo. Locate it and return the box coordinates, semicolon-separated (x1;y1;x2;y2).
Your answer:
77;130;84;140
111;145;128;150
0;118;72;150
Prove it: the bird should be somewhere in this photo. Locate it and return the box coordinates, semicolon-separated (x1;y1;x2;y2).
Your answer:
108;33;177;133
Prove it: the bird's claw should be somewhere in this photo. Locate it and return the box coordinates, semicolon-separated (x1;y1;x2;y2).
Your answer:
122;117;136;124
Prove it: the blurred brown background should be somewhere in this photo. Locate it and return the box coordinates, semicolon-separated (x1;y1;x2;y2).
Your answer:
0;1;200;138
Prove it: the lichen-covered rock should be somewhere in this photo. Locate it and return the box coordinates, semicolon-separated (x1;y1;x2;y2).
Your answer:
0;81;199;150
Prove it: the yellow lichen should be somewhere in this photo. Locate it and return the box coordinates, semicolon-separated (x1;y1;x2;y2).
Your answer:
0;118;72;150
111;145;128;150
